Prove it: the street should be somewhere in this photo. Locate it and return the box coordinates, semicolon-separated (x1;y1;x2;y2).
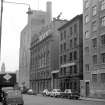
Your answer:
23;94;105;105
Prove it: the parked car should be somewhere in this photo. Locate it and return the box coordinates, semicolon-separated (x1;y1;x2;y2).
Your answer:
50;89;62;97
21;87;28;94
61;89;72;99
71;90;80;99
42;89;50;96
27;89;37;95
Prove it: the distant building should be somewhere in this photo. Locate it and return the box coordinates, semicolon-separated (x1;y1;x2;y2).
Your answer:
58;14;83;93
16;70;19;83
1;62;5;73
83;0;105;99
19;1;52;88
30;19;67;93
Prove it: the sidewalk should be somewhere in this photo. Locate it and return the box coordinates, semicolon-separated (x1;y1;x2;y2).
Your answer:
80;97;105;102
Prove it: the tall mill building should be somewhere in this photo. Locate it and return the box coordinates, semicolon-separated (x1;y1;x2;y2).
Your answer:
83;0;105;99
19;1;52;88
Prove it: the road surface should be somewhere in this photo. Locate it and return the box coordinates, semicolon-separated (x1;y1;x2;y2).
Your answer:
23;94;105;105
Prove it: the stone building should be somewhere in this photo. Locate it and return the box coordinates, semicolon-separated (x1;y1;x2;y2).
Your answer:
58;14;83;94
83;0;105;99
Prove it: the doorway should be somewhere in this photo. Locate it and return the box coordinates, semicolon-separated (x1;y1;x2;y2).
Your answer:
85;81;89;97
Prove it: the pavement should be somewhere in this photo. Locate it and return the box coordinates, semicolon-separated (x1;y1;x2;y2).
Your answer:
80;97;105;102
37;94;105;102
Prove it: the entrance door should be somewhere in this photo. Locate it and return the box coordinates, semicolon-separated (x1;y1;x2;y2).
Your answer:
85;82;89;97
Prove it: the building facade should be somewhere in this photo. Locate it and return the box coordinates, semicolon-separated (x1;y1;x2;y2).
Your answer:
58;14;83;94
19;1;52;88
30;19;67;93
83;0;105;99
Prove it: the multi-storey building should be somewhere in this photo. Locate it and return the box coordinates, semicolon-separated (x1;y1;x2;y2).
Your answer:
83;0;105;98
58;14;83;93
19;1;52;88
30;18;67;93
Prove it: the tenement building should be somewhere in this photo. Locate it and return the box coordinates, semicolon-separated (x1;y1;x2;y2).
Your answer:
58;14;83;94
19;1;52;88
30;19;67;93
83;0;105;98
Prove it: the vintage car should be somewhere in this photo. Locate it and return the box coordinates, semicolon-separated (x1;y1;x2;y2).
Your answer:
27;89;37;95
50;89;63;97
61;89;72;99
2;87;24;105
61;89;80;99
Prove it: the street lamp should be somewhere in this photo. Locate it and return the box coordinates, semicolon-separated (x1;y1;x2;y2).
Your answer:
0;0;32;60
0;0;3;60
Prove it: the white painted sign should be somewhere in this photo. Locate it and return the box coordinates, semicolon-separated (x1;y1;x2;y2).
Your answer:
39;30;51;41
3;74;12;80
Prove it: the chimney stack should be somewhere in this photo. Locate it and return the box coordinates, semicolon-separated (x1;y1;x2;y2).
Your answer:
46;1;52;22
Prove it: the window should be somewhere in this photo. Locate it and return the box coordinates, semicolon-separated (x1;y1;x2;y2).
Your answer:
69;66;73;75
85;46;89;55
60;56;62;64
85;0;89;9
70;39;73;48
100;73;105;82
101;16;105;26
64;42;66;51
92;38;97;48
93;55;97;64
85;64;89;71
74;51;77;60
60;68;63;75
60;44;63;52
92;21;97;31
74;38;77;47
101;53;105;63
64;54;66;63
101;35;105;45
64;67;66;75
74;65;77;73
64;31;66;39
92;6;97;16
74;82;77;90
69;52;72;61
101;0;105;10
74;23;77;34
92;74;97;82
70;27;73;35
60;32;63;40
85;15;89;23
85;31;89;38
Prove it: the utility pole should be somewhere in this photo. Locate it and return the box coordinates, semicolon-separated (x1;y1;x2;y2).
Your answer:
0;0;3;60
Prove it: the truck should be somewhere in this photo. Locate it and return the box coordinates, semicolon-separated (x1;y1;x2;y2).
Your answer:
0;73;24;105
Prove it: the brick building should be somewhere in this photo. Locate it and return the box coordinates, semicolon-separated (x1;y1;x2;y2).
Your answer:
58;14;83;93
30;19;67;93
83;0;105;99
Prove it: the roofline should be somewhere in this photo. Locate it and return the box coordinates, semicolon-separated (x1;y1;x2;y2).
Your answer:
58;14;83;31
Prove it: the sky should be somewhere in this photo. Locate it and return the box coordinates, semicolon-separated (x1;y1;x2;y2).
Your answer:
0;0;83;72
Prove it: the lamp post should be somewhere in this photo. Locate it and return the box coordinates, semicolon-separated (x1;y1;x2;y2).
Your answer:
0;0;3;60
0;0;32;60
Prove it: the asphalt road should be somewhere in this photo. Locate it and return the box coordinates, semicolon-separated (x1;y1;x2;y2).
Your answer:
23;94;105;105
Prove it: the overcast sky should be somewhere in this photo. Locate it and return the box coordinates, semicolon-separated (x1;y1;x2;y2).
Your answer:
0;0;83;72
